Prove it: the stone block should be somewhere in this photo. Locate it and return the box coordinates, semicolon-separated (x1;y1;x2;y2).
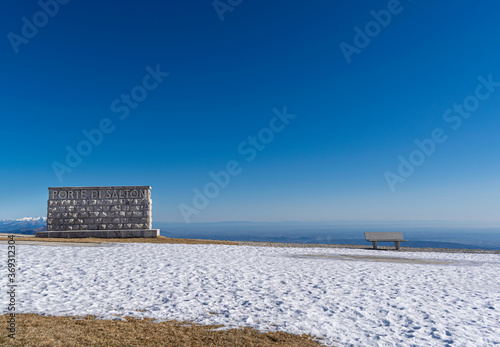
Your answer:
43;186;157;238
36;229;159;238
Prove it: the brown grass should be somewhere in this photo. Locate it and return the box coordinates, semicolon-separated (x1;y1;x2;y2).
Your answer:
0;314;325;346
0;236;238;245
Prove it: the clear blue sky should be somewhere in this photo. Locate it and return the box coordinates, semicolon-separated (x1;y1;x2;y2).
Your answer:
1;0;500;223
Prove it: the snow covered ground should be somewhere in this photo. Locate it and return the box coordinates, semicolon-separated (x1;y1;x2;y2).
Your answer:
2;243;499;346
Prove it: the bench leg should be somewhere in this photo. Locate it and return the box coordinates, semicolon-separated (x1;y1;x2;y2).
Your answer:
372;241;378;250
395;241;400;250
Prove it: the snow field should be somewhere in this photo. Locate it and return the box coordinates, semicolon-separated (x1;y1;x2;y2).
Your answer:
2;243;499;346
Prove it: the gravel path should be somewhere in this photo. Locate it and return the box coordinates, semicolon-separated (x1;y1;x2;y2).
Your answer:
236;241;500;254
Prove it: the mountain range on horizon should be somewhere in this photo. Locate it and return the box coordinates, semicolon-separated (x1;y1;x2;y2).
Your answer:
1;217;500;249
0;216;46;222
0;217;47;233
2;217;500;233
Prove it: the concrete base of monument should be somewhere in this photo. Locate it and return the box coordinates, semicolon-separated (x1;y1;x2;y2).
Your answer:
35;229;160;238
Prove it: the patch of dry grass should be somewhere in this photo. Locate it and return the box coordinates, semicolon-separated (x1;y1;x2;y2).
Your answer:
0;236;238;245
0;314;325;346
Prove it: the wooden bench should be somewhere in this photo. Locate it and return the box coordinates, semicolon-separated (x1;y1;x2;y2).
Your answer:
364;232;407;250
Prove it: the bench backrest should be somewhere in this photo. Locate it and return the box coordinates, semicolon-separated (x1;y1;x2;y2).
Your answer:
364;232;405;241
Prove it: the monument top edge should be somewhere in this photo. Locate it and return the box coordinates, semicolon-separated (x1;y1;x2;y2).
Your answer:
48;186;152;190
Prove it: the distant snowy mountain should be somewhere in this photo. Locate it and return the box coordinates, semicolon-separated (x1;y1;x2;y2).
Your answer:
0;217;47;234
0;217;47;222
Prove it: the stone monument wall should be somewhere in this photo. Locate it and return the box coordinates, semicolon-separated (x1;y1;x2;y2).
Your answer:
40;186;158;238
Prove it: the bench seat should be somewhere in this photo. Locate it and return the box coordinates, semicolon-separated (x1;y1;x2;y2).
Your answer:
364;232;407;250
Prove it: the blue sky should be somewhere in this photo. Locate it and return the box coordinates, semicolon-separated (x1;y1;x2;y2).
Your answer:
1;0;500;223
